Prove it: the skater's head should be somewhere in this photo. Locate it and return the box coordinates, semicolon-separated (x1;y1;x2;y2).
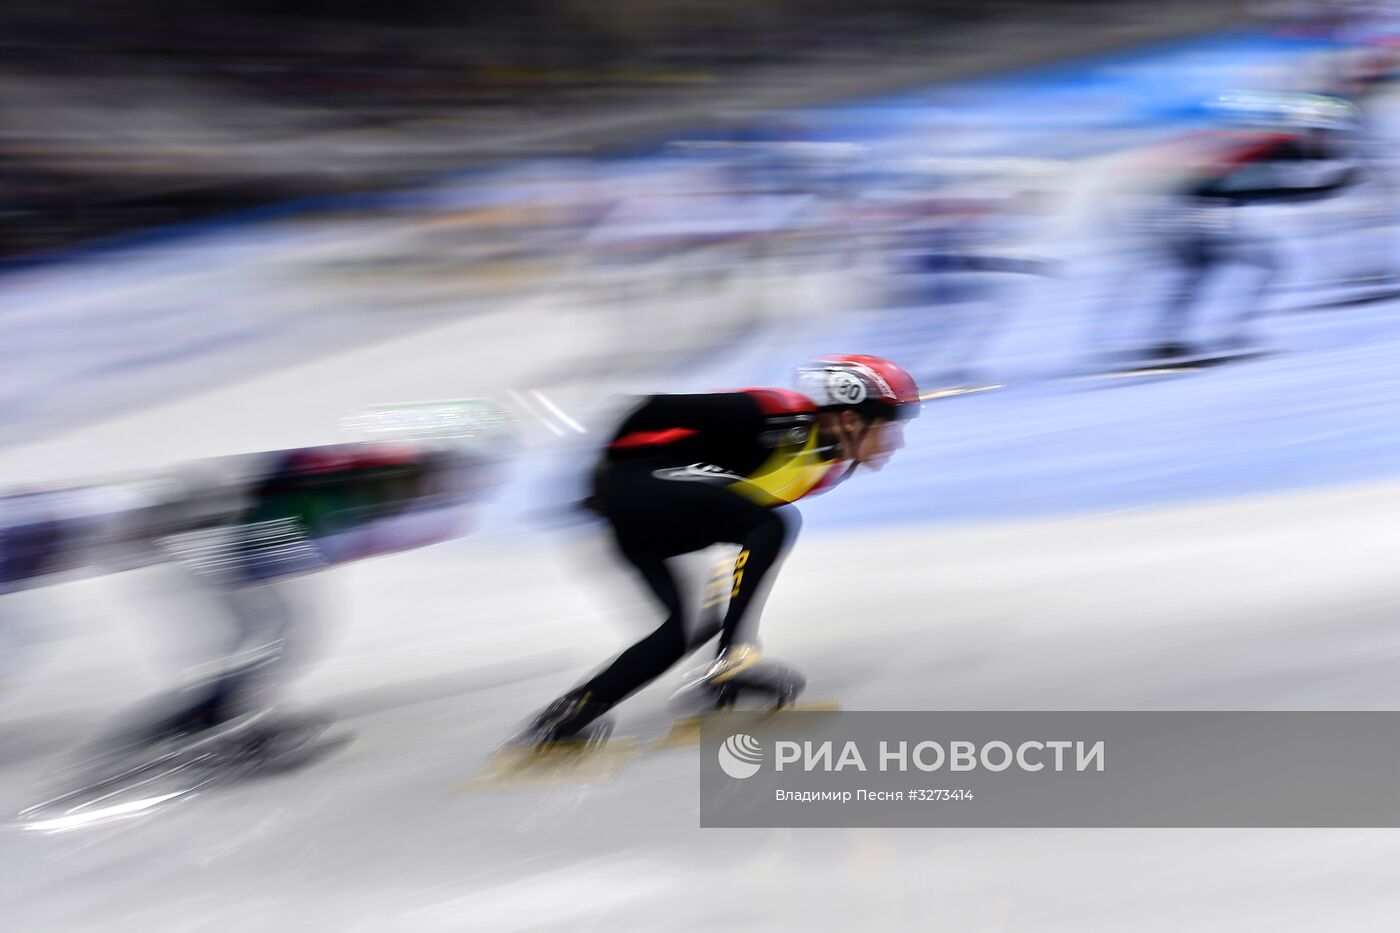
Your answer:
823;409;905;471
797;355;919;471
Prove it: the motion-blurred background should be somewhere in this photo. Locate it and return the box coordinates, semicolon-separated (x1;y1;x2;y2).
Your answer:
0;0;1257;258
8;0;1400;930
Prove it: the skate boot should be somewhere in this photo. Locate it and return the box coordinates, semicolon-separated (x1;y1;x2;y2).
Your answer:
223;708;343;773
712;655;806;710
516;689;615;750
688;643;764;689
669;644;761;700
141;693;243;747
673;644;806;711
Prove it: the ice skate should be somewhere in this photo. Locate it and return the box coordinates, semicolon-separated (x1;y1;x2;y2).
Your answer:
673;645;806;711
511;689;616;752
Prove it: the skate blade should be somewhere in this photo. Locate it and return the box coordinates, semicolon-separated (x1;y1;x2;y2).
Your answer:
456;738;641;792
52;708;276;789
1077;367;1200;380
14;718;349;834
648;700;842;750
13;750;228;834
13;788;203;835
1075;350;1275;381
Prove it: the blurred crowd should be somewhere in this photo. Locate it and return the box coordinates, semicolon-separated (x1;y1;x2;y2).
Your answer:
0;0;1240;258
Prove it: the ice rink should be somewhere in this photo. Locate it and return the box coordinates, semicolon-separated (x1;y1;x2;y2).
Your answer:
8;24;1400;933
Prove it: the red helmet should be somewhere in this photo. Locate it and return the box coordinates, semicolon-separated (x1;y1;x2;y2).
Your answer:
796;355;921;421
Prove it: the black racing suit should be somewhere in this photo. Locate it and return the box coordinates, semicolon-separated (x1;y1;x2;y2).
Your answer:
575;388;845;710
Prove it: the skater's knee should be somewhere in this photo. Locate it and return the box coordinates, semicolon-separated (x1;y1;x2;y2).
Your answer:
774;505;801;541
751;506;800;554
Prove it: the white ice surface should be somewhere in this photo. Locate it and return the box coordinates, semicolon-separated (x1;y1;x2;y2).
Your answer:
5;284;1400;932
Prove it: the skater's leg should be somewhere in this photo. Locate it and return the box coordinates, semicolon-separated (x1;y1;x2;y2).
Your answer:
1223;236;1278;347
163;580;302;732
0;508;67;691
1147;236;1212;357
578;552;689;707
717;505;800;654
687;547;738;651
528;473;783;741
522;550;691;743
152;519;322;738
